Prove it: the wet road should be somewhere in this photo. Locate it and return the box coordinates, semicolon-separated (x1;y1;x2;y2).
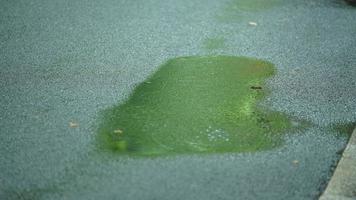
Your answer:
1;0;356;199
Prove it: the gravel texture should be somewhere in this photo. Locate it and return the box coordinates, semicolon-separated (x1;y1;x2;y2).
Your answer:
0;0;355;199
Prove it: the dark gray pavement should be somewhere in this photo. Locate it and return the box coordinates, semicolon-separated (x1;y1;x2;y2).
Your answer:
1;0;356;199
320;128;356;200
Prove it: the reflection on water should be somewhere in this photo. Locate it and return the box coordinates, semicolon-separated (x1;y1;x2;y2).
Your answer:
97;56;294;156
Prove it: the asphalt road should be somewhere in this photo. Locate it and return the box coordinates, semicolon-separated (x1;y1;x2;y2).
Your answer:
1;0;356;199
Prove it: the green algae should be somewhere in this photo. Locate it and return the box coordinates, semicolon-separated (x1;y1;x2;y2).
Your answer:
97;56;292;156
217;0;281;22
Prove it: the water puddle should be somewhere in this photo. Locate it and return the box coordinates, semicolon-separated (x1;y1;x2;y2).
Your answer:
97;56;295;156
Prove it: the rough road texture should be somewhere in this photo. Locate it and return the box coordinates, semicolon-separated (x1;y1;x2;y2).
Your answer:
0;0;355;199
320;128;356;200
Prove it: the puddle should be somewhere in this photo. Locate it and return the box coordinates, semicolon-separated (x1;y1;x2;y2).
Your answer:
217;0;281;22
97;56;294;156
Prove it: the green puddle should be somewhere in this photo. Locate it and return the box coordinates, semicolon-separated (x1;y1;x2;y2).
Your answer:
97;56;293;156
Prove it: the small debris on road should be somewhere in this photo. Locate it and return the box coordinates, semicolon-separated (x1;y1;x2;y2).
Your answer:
248;21;258;26
114;129;123;134
251;86;262;90
69;121;79;128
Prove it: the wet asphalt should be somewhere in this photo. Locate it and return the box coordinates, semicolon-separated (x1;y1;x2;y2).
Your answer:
0;0;356;199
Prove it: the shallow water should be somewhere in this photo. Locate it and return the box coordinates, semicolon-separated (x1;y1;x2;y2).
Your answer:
97;56;293;156
1;0;355;199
